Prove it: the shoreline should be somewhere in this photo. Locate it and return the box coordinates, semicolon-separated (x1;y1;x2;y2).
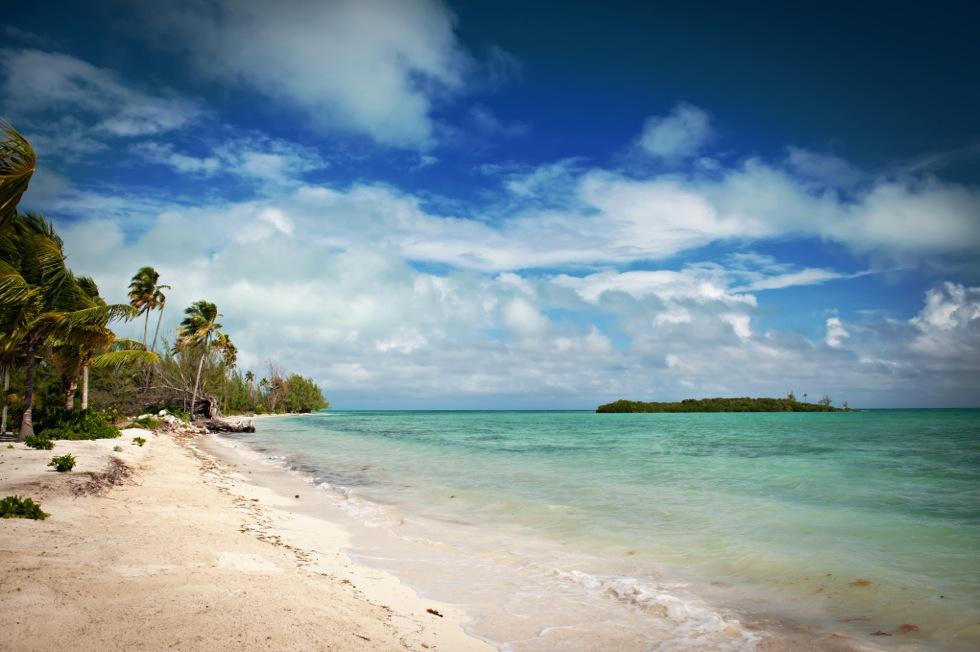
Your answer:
206;417;911;652
0;428;494;651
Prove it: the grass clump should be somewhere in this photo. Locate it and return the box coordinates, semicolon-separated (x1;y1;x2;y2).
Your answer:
39;410;120;441
132;436;146;447
113;445;123;452
25;434;54;450
130;415;160;429
0;495;49;520
48;453;76;472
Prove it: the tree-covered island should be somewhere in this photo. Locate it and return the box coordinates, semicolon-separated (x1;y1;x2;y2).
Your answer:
597;395;848;413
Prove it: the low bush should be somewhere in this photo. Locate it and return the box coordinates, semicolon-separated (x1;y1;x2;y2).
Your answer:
0;495;49;520
48;453;76;472
131;415;160;429
25;434;54;450
113;445;123;452
132;436;146;447
39;410;120;441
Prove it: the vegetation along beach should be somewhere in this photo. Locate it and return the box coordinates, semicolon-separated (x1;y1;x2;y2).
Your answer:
2;2;980;651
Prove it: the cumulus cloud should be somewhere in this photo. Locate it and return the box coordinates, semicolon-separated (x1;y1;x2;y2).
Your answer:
49;180;980;407
143;0;471;148
909;283;980;358
638;102;712;161
825;317;849;348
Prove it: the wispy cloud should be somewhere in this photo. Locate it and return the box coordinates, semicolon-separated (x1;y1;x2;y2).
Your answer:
0;48;203;161
133;134;326;185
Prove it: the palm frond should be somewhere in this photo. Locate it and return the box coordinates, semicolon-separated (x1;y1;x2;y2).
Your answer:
112;338;149;351
0;122;36;232
90;349;160;369
0;260;36;305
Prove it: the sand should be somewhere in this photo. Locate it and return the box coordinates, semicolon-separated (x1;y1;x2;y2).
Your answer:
0;428;495;651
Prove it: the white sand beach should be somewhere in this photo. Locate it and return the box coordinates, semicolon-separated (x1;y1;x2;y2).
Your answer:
0;428;493;651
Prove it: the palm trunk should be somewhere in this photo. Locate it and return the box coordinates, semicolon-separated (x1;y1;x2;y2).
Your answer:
64;373;78;412
143;310;150;349
18;339;37;441
191;352;205;420
151;304;165;353
1;365;9;435
81;365;89;410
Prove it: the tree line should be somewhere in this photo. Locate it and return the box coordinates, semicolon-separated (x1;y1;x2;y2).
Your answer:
597;396;846;413
0;123;327;440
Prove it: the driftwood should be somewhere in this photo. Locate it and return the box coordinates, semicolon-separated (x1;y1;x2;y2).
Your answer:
204;417;255;433
192;395;255;432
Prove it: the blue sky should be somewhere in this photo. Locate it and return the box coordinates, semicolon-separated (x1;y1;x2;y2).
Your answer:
3;1;979;408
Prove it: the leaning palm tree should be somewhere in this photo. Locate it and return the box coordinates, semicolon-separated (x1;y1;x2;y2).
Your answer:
178;300;222;419
0;122;36;234
48;277;157;411
0;213;75;438
129;267;170;348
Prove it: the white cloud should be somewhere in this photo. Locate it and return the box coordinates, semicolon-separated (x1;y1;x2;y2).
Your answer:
145;0;471;148
0;49;202;140
786;146;865;189
735;267;863;292
50;185;980;407
825;317;849;348
909;283;980;357
134;134;326;184
503;298;550;338
638;102;712;160
722;313;752;339
553;269;755;306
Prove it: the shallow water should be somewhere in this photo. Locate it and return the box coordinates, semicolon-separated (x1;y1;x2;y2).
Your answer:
219;410;980;650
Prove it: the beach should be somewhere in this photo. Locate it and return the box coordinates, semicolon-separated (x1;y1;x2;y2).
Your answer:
2;410;978;652
0;428;493;651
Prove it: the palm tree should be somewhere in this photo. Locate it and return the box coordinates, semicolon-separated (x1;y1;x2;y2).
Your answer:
0;123;36;434
0;213;75;438
149;282;169;354
49;277;157;411
0;214;133;437
178;300;222;419
212;333;236;414
128;267;169;350
0;327;21;435
0;122;36;234
245;370;255;404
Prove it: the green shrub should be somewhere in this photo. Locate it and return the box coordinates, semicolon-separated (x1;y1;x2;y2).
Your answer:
132;436;146;447
39;410;120;441
132;415;160;429
113;445;123;452
0;495;48;520
48;454;76;472
25;434;54;450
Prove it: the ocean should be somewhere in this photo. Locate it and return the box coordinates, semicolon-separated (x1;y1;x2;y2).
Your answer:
215;409;980;650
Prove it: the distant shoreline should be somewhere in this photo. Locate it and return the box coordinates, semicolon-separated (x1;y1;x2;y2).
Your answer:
597;397;847;413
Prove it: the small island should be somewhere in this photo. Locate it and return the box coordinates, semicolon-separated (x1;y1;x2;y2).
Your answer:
597;396;847;413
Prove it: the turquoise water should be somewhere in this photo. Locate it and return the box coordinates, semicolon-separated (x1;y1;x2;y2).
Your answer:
226;410;980;650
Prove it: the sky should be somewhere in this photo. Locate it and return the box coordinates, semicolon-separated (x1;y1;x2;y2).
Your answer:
3;0;980;408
